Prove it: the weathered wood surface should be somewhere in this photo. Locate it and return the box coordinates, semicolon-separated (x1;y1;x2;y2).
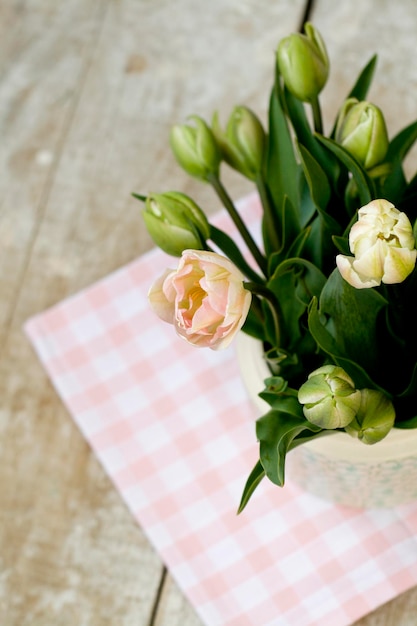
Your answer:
1;0;417;624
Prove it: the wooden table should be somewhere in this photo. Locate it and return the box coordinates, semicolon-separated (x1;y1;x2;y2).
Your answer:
2;0;417;623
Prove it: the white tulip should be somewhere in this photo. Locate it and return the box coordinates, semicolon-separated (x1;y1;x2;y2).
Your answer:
336;199;417;289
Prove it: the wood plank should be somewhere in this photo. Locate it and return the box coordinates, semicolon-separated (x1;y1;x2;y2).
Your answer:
0;2;163;624
0;0;107;339
154;573;203;626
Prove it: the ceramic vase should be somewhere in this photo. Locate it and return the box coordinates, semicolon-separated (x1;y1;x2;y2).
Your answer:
236;331;417;508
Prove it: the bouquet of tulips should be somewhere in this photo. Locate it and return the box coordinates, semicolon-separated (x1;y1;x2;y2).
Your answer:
135;23;417;511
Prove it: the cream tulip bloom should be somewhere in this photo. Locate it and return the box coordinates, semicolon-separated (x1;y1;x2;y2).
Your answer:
336;199;417;289
148;250;252;350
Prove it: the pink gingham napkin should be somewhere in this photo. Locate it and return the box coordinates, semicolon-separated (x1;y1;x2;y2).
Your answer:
25;195;417;626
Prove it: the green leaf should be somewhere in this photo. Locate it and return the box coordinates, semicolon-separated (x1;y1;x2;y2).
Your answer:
237;460;265;514
132;192;147;202
398;361;417;398
283;88;339;186
289;429;332;450
267;258;326;349
265;87;300;227
256;409;320;486
272;258;326;303
401;172;417;220
382;121;417;204
297;142;331;212
332;235;350;255
266;196;302;273
395;415;417;429
386;120;417;164
241;308;265;342
319;269;387;373
348;55;378;101
265;224;312;281
302;211;341;270
329;55;378;139
298;171;317;228
307;296;385;390
259;376;299;410
315;135;375;205
287;226;312;259
260;297;280;348
296;142;343;268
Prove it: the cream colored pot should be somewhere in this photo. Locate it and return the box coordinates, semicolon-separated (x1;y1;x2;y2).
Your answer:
236;332;417;508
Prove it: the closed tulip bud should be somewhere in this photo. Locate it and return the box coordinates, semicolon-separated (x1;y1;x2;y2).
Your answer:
336;199;417;289
345;388;395;444
170;115;221;181
298;365;361;429
335;98;389;169
276;22;329;102
212;106;266;180
143;191;210;257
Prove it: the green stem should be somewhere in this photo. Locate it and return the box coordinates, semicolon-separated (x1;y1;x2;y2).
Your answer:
210;225;265;284
208;174;268;277
245;281;282;346
249;293;265;324
311;96;323;135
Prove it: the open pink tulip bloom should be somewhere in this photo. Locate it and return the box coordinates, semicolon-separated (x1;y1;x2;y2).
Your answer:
336;199;417;289
149;250;252;350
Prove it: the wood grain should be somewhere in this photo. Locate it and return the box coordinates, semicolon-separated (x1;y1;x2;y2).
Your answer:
1;0;417;624
0;1;304;624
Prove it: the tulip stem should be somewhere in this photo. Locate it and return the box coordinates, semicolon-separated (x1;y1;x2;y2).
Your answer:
209;174;268;277
311;97;323;135
209;225;265;284
244;282;282;346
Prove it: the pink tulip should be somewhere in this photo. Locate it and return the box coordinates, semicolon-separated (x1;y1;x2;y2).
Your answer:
148;250;252;350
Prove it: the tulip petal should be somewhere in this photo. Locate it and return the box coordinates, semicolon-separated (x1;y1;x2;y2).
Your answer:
382;246;417;284
148;269;177;323
351;239;385;281
336;254;380;289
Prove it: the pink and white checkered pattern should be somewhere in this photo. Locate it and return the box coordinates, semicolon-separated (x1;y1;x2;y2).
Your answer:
25;195;417;625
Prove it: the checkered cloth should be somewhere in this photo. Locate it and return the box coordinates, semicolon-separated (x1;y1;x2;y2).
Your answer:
25;195;417;625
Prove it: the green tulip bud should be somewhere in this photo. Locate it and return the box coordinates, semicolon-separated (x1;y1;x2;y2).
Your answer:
335;98;389;169
345;388;395;444
276;22;329;102
212;106;266;180
298;365;361;429
143;191;210;256
170;115;221;181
